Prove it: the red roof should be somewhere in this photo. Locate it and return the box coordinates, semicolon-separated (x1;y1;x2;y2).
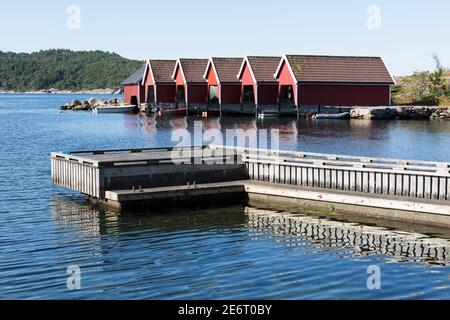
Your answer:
240;56;281;83
208;57;243;83
281;55;395;84
148;60;177;83
175;59;209;83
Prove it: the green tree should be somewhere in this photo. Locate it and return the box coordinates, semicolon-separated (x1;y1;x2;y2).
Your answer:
429;53;447;100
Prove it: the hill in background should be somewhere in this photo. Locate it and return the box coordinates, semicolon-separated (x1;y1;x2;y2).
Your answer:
0;49;143;91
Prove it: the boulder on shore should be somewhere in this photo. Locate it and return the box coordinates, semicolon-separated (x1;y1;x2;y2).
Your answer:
350;107;397;120
350;106;440;120
395;106;435;120
430;108;450;120
71;99;82;107
60;97;126;111
88;98;97;106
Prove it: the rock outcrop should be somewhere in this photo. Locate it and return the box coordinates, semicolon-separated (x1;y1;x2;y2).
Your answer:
350;106;439;120
395;106;436;120
350;107;397;120
60;98;124;111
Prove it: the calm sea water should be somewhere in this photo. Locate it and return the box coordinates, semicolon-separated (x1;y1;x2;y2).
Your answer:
1;94;450;299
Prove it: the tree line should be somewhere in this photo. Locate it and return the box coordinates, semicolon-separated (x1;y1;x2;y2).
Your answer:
0;49;143;91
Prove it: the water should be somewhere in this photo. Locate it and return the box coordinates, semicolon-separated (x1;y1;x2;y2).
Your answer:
1;94;450;299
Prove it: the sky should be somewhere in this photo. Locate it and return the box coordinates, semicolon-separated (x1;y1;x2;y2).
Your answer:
0;0;449;76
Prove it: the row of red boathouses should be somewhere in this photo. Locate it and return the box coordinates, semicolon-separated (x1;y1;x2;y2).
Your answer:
121;55;396;116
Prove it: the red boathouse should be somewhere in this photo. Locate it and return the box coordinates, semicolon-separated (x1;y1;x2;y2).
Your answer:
274;55;396;114
121;65;146;106
141;59;177;111
237;56;281;115
203;57;243;116
172;59;209;115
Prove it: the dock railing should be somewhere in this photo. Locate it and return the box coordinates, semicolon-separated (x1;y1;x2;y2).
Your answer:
52;144;450;202
211;145;450;201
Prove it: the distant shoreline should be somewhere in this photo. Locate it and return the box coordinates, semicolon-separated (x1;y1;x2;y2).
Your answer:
0;88;123;95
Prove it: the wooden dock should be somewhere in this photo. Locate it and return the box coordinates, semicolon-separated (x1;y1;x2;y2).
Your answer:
51;145;450;226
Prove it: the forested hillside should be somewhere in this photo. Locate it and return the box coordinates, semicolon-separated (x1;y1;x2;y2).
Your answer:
0;49;143;91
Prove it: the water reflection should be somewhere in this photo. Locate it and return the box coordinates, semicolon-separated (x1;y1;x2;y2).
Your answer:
51;196;107;237
246;207;450;266
51;197;450;267
124;115;395;146
50;197;248;236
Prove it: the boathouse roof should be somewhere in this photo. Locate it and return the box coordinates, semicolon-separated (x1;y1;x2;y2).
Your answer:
204;57;243;83
173;59;209;83
121;64;146;85
143;60;177;84
276;55;396;84
238;56;281;83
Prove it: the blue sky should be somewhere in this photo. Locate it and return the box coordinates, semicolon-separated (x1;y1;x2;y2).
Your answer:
0;0;449;75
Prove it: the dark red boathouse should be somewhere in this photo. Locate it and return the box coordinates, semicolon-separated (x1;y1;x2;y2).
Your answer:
237;56;281;115
172;59;209;115
203;57;243;116
274;55;396;113
141;59;177;110
121;65;146;106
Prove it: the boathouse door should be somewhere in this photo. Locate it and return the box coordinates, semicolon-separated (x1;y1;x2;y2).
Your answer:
176;86;186;110
146;85;156;106
279;85;295;113
130;96;138;107
242;85;255;113
208;86;220;112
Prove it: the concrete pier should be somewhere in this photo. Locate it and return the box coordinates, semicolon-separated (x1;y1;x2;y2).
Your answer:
51;145;450;226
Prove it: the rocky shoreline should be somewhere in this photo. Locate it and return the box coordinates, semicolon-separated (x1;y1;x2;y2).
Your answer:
350;106;449;120
60;98;125;111
59;99;450;120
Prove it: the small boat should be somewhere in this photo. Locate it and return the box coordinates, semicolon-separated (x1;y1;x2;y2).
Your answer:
313;112;350;120
93;105;136;114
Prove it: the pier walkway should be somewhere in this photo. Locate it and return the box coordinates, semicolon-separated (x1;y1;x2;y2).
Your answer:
51;145;450;226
